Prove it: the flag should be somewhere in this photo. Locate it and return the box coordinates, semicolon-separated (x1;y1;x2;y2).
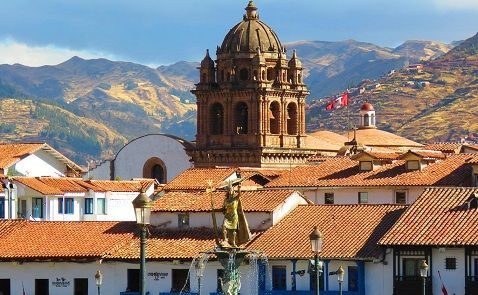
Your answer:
325;101;334;110
438;271;448;295
22;282;26;295
342;92;349;107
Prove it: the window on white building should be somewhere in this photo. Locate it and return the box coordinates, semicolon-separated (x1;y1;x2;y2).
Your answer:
35;279;49;295
445;257;457;270
172;269;190;292
325;193;334;204
65;198;74;214
0;198;5;218
395;191;407;204
272;266;287;290
85;198;93;214
96;198;106;215
32;198;43;218
358;192;368;204
178;213;190;229
74;278;88;295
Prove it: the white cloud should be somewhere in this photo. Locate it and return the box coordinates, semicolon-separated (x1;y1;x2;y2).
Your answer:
0;39;117;67
433;0;478;10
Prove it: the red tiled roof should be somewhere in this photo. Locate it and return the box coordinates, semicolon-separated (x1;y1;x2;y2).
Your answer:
423;142;463;154
164;168;237;191
14;177;64;195
13;177;152;195
153;189;303;212
267;154;473;188
106;228;218;260
308;131;348;147
341;129;423;148
0;220;135;260
401;149;446;159
380;188;478;246
0;143;44;168
164;168;279;191
89;179;152;192
352;151;400;161
247;204;406;260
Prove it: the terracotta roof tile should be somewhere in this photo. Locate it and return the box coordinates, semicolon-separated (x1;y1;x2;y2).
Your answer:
401;149;446;159
352;151;400;160
164;168;280;191
423;142;463;154
0;143;45;168
0;220;135;260
341;129;423;148
13;177;63;195
12;177;151;195
380;188;478;246
153;189;302;212
267;154;473;188
247;204;406;260
106;228;217;260
308;131;348;147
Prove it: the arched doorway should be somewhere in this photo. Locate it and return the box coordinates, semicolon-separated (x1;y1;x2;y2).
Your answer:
143;157;167;183
210;103;224;135
234;102;248;134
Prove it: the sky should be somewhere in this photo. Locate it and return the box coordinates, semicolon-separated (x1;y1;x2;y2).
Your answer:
0;0;477;67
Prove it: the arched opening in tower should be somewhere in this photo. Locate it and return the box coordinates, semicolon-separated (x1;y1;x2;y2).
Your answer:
143;157;167;183
287;103;298;135
210;103;224;135
364;113;370;127
234;102;248;134
270;101;280;134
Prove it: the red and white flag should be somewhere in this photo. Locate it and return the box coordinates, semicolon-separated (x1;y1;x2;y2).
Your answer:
325;91;350;111
438;271;448;295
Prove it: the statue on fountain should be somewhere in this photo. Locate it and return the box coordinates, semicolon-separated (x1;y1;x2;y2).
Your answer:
221;178;252;248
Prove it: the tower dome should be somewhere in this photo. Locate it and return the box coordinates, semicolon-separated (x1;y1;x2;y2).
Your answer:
219;1;283;55
359;102;377;129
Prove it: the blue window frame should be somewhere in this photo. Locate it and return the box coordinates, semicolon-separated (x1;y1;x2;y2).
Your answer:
348;266;359;292
85;198;93;214
0;197;5;218
32;198;43;218
65;198;74;214
272;265;287;290
96;198;106;214
58;198;63;214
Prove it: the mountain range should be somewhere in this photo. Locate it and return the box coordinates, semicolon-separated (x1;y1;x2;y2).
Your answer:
0;37;465;163
307;33;478;143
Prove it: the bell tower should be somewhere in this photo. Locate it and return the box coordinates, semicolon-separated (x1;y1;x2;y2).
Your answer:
189;1;318;168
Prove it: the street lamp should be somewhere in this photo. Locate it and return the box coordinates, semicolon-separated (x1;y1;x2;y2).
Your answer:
132;190;152;295
94;270;102;295
337;266;344;295
420;260;429;295
309;226;323;295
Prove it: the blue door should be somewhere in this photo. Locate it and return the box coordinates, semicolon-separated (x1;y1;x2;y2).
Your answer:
348;266;359;292
272;266;287;290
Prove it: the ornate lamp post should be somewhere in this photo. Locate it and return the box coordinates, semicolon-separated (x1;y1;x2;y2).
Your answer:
337;266;344;295
420;260;429;295
309;226;323;295
132;190;152;295
94;270;102;295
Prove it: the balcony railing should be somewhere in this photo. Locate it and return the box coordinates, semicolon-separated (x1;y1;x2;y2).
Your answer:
394;276;431;295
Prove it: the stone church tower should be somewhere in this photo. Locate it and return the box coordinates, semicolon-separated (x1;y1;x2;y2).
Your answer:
189;1;319;168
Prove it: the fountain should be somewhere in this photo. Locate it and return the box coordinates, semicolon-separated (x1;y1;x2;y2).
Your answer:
191;173;262;295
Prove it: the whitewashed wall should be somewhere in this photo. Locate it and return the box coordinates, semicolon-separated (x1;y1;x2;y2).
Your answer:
151;211;272;230
12;150;66;177
302;187;424;205
114;134;193;182
431;248;465;295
